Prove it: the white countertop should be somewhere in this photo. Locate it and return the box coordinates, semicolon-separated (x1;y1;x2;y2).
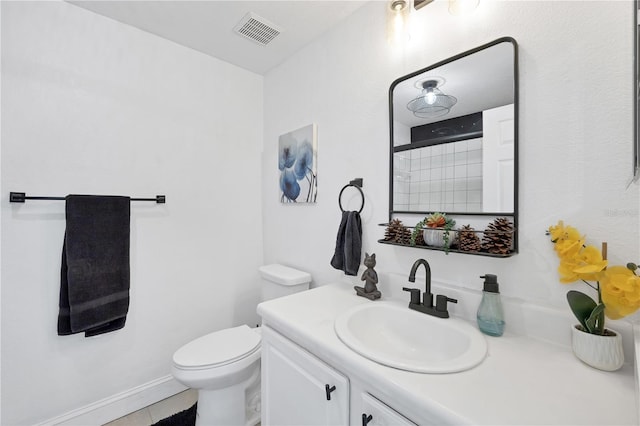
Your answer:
257;282;638;425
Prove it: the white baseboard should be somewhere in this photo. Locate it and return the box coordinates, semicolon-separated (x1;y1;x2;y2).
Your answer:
37;375;188;426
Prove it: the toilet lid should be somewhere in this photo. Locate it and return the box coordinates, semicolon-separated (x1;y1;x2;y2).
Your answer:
173;325;261;369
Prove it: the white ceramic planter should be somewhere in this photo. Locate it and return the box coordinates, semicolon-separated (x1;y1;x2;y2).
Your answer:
423;228;456;248
571;325;624;371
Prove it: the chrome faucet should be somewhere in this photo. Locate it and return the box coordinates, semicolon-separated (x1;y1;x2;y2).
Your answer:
403;258;458;318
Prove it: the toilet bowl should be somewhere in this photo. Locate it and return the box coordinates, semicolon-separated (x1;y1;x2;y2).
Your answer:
172;325;262;426
171;264;311;426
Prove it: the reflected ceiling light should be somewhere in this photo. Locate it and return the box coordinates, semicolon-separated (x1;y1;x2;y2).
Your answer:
448;0;480;16
407;80;457;118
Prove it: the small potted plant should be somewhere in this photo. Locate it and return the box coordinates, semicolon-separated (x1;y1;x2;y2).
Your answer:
548;221;640;371
411;212;456;251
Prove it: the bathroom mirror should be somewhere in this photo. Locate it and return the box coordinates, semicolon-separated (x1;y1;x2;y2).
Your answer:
389;37;518;218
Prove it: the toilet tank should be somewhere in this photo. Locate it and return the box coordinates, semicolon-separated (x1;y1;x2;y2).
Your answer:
259;264;311;302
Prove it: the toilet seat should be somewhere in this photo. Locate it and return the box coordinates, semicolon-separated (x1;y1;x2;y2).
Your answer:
173;325;261;370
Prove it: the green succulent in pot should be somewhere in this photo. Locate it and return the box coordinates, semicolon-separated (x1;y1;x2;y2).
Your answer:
411;212;456;253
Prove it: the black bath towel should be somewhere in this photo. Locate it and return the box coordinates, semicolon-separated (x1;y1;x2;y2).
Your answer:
58;195;131;337
330;210;362;276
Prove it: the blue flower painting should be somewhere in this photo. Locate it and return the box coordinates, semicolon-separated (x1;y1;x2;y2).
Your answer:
279;124;318;203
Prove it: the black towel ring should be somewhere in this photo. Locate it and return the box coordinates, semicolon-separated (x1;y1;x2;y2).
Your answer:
338;180;365;214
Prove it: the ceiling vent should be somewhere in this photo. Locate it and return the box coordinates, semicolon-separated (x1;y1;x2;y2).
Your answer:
233;12;282;46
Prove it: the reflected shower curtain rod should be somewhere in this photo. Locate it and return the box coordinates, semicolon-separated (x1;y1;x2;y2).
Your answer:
9;192;166;204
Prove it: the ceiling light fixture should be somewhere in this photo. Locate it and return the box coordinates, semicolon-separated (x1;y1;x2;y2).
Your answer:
406;80;457;118
413;0;434;11
388;0;411;45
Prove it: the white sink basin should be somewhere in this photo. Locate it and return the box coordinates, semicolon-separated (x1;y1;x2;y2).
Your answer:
334;301;487;373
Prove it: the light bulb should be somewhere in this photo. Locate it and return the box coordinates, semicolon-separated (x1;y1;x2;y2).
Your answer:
391;0;407;12
424;90;437;105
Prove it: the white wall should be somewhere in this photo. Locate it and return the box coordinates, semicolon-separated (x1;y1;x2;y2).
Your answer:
1;2;263;424
263;1;640;313
2;0;639;423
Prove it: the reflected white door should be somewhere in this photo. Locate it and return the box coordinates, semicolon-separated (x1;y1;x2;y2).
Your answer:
482;104;515;212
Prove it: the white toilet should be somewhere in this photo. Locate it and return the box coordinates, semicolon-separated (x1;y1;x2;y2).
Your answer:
171;264;312;426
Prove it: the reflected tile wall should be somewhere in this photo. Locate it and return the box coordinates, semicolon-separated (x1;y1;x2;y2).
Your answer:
408;138;483;212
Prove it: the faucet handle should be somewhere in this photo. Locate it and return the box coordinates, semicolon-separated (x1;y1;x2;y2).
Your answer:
435;294;458;317
402;287;421;305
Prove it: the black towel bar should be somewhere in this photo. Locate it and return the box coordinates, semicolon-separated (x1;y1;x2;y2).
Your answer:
338;178;364;213
9;192;166;204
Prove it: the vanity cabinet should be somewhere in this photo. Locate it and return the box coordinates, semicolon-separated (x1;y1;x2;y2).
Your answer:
261;326;349;425
259;284;638;426
262;325;417;426
359;393;417;426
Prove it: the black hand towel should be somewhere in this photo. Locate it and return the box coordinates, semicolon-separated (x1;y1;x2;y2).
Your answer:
330;210;362;276
58;195;131;337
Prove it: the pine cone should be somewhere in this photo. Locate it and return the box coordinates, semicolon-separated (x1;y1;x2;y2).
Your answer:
396;227;412;245
481;217;514;255
383;219;400;241
384;219;412;245
458;224;481;252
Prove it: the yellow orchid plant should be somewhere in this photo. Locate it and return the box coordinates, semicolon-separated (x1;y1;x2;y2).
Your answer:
548;221;640;335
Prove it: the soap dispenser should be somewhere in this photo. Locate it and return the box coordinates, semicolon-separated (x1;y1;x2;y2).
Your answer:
477;274;505;336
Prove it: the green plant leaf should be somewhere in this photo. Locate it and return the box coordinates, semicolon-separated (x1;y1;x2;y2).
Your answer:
567;290;597;330
410;219;426;246
585;303;605;335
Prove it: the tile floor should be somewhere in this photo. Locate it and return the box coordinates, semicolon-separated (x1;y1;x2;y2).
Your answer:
104;389;198;426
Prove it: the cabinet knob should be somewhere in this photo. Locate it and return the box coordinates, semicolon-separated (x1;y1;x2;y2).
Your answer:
362;413;373;426
325;384;336;400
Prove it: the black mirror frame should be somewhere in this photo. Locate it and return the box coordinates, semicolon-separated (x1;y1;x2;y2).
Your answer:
386;37;519;256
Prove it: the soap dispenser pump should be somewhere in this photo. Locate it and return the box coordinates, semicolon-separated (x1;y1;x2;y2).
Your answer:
477;274;505;337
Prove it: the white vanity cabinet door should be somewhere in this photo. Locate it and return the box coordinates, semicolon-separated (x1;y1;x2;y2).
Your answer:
262;326;349;426
360;393;417;426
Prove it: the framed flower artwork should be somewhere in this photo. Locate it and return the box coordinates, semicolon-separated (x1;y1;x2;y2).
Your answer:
278;124;318;203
